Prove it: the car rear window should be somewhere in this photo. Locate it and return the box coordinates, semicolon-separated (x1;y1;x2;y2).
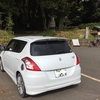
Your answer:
30;39;72;56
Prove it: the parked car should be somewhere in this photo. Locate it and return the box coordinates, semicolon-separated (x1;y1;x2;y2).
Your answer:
0;36;81;98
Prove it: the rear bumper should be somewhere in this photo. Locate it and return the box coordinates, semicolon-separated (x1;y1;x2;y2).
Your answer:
25;76;81;95
23;65;81;95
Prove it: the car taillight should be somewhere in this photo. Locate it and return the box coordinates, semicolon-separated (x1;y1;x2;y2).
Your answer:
76;54;80;65
22;57;41;71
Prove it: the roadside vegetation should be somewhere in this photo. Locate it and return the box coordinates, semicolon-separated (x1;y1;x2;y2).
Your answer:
41;22;99;40
0;23;99;45
0;30;14;44
0;0;100;45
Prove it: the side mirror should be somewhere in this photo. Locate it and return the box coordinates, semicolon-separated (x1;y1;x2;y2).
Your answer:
0;46;5;51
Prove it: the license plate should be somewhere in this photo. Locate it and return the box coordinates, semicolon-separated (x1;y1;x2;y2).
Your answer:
55;69;67;78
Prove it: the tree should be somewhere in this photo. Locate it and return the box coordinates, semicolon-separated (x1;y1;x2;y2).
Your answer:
92;0;100;22
0;0;19;34
0;0;100;32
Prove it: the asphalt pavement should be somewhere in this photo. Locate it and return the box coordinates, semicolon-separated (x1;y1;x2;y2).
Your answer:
0;47;100;100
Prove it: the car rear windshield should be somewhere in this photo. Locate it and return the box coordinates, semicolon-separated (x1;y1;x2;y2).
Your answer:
30;39;72;56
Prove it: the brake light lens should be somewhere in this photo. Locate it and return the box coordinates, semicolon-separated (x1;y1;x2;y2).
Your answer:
76;54;80;65
22;57;41;71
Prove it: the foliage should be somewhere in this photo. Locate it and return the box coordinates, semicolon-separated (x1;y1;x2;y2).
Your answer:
5;13;14;34
0;30;14;44
0;0;19;15
0;0;100;31
40;29;56;36
92;0;100;21
0;0;17;34
0;26;97;46
78;23;100;29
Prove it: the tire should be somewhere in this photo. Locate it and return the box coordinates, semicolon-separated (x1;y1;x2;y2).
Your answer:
0;59;5;72
17;73;27;98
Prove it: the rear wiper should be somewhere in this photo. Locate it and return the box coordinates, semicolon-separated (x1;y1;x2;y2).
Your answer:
55;50;67;54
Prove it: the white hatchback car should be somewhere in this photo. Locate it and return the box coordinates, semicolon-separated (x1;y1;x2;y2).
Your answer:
0;36;81;98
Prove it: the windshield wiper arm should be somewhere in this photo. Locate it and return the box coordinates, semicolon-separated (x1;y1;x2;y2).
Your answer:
55;50;67;54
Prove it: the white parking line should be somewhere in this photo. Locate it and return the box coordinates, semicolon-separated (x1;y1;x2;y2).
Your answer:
81;73;100;83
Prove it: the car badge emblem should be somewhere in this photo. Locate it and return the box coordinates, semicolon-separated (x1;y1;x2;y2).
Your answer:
72;56;75;59
59;58;62;61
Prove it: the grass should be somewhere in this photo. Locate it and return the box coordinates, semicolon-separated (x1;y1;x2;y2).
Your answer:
0;30;14;45
41;28;95;40
0;28;96;45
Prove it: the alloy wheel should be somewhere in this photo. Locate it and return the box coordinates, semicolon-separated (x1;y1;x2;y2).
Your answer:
17;73;27;98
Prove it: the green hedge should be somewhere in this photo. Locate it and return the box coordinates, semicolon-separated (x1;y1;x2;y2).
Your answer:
78;23;100;29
